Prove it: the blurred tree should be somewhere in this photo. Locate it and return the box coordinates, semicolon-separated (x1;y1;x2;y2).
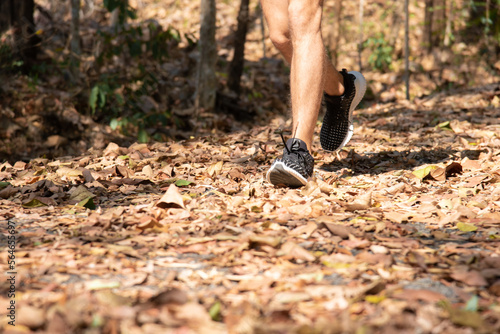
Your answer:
404;0;409;100
228;0;250;94
195;0;217;112
0;0;39;67
423;0;434;53
423;0;447;52
358;0;364;71
70;0;81;81
327;0;343;67
109;0;129;29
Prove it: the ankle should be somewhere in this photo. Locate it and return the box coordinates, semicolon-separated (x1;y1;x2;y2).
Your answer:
324;73;345;96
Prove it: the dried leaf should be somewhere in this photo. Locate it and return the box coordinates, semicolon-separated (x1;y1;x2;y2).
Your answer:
69;185;95;202
77;196;96;210
86;280;121;290
429;167;446;181
156;184;185;209
412;165;438;180
321;223;354;239
451;270;487;286
278;241;316;262
249;234;282;247
0;185;17;199
137;216;161;230
457;222;478;232
22;198;48;208
207;161;224;177
345;191;372;211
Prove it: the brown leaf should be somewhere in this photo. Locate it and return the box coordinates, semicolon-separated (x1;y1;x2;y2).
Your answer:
321;222;354;239
0;185;18;199
68;185;95;202
301;180;322;197
429;167;446;181
228;168;245;181
156;184;185;209
45;135;67;148
103;142;121;156
451;270;488;286
17;305;45;329
249;234;282;248
13;161;27;170
393;289;447;303
445;162;463;177
461;158;482;170
116;165;133;178
207;161;223;177
148;288;189;306
82;169;95;183
339;236;370;249
345;191;372;211
278;241;316;262
429;162;462;181
142;165;154;179
137;216;162;230
489;280;500;296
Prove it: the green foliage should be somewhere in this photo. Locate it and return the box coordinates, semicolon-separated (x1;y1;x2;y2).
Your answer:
363;34;394;72
0;39;23;73
103;0;137;25
88;1;184;142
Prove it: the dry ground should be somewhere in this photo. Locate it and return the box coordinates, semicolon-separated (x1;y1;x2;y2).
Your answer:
1;84;500;333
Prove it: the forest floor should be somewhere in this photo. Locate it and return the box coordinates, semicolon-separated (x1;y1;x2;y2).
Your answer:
1;83;500;333
1;0;500;333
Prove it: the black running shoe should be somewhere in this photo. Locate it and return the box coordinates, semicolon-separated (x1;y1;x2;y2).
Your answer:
266;136;314;188
320;69;367;151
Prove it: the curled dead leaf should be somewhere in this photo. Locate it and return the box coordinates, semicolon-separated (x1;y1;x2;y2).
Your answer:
249;234;282;248
207;161;224;177
137;215;162;230
345;191;372;211
278;241;316;262
0;185;18;199
156;184;185;209
321;222;354;239
68;185;95;202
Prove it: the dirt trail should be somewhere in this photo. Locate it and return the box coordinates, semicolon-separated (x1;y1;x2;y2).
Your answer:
1;86;500;333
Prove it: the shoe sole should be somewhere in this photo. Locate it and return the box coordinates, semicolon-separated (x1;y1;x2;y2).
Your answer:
266;161;308;188
321;71;367;152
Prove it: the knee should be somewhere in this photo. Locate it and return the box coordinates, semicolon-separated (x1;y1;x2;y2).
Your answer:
269;30;291;51
288;0;322;37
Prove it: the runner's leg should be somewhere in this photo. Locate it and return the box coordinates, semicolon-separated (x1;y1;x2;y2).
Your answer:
260;0;344;149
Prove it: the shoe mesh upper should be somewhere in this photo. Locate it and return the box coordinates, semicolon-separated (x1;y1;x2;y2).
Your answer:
281;138;314;179
320;69;357;151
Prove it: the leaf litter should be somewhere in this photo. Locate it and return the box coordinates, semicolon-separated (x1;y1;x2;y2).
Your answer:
1;87;499;333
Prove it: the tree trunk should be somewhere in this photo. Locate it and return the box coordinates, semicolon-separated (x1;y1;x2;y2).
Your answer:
228;0;250;95
404;0;410;100
195;0;217;112
70;0;81;80
432;0;446;47
423;0;434;53
327;0;343;68
259;5;266;59
358;0;364;71
443;0;453;47
0;0;38;66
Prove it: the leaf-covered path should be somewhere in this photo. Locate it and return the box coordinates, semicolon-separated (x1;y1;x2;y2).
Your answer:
1;86;500;333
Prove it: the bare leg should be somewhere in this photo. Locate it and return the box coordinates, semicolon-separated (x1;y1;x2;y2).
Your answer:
261;0;344;151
